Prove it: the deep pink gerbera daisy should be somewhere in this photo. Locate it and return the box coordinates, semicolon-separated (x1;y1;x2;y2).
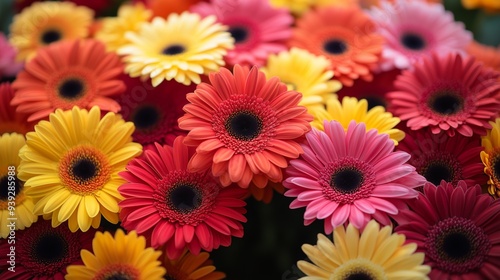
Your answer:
0;33;23;81
387;52;500;137
117;75;195;147
283;120;425;233
178;65;312;189
369;0;472;71
0;82;34;135
190;0;293;67
118;136;248;259
394;181;500;279
0;219;95;280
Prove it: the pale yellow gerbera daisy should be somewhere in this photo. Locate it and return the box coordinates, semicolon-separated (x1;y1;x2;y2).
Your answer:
481;118;500;198
118;11;234;87
17;106;142;232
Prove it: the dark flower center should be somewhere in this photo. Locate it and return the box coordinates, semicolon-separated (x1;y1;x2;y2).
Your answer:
330;167;364;193
32;233;69;264
164;276;176;280
168;184;202;213
71;158;98;182
104;273;134;280
361;95;387;110
41;29;62;44
225;110;263;141
324;39;348;55
228;26;249;43
427;92;464;116
132;105;161;130
421;160;454;186
162;44;185;55
442;232;471;260
58;78;85;100
345;272;373;280
401;33;426;51
492;156;500;180
0;175;23;200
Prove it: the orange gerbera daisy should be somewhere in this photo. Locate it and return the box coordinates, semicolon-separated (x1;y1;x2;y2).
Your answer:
289;6;383;87
178;65;312;189
162;249;225;280
0;83;33;135
466;41;500;73
11;39;125;122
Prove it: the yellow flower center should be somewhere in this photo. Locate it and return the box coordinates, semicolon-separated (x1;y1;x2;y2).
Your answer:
330;258;387;280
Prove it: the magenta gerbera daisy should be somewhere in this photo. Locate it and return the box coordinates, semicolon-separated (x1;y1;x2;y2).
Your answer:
369;0;472;71
190;0;293;67
118;136;248;259
394;181;500;279
283;120;425;233
387;52;500;137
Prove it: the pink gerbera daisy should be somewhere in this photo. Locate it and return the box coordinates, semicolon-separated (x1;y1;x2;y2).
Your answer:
0;33;23;81
369;0;472;71
394;181;500;279
118;136;248;259
190;0;293;67
387;52;500;137
178;65;312;189
283;120;425;233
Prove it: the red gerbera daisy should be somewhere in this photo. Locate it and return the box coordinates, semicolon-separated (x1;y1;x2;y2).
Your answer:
118;136;248;259
0;82;34;135
178;65;312;189
387;52;500;137
394;181;500;279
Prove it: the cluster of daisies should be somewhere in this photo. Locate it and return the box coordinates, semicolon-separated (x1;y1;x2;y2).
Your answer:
1;0;500;279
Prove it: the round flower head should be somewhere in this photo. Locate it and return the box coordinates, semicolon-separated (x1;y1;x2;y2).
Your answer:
462;0;500;12
133;0;205;18
481;118;500;198
289;6;384;87
66;229;166;280
118;11;234;87
395;181;500;279
178;65;313;189
387;52;500;137
0;219;95;280
311;96;405;146
0;83;34;135
17;106;142;232
162;249;225;280
369;0;472;71
297;220;430;279
260;47;342;110
11;39;126;122
0;133;37;238
191;0;293;67
466;41;500;74
0;33;23;80
118;136;247;259
284;120;425;233
9;1;94;61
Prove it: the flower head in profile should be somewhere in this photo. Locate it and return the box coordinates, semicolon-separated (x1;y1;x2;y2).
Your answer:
66;229;166;280
178;65;312;189
191;0;293;67
284;120;425;233
162;249;225;280
481;118;500;198
118;136;247;259
395;181;500;279
118;11;234;87
0;83;34;135
17;106;142;232
297;220;430;279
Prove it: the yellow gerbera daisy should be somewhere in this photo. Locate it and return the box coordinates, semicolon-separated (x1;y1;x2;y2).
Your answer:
17;106;142;232
66;229;166;280
9;1;94;61
118;11;234;87
481;118;500;198
270;0;315;15
0;133;38;238
95;2;152;52
261;47;342;110
163;249;225;280
298;220;430;280
311;96;405;145
462;0;500;13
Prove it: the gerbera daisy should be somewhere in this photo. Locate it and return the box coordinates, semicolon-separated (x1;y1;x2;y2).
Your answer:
162;249;225;280
311;96;405;146
481;118;500;198
247;181;285;204
118;136;247;259
284;120;425;233
17;106;142;232
462;0;500;12
0;33;23;81
11;39;126;122
178;65;312;189
133;0;206;18
0;83;33;135
397;128;487;188
0;133;37;238
387;52;500;137
394;181;500;279
95;2;152;52
66;229;166;280
369;0;472;71
118;11;234;87
269;0;315;15
191;0;293;67
297;220;430;279
0;219;95;279
260;47;342;110
289;6;384;87
466;41;500;73
9;1;94;61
